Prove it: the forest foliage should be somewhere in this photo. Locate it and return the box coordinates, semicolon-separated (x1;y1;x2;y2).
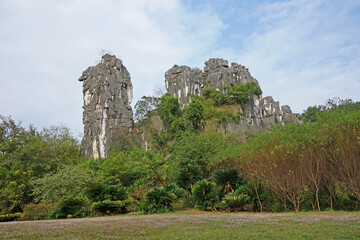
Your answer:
1;88;359;221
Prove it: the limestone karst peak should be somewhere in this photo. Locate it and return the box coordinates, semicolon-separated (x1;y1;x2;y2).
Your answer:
79;56;299;158
79;54;133;159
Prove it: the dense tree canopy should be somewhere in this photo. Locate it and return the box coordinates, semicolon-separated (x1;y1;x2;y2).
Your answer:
1;96;359;220
0;116;80;214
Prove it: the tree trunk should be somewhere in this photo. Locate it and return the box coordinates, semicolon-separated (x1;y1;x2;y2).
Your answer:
315;186;321;212
253;181;263;213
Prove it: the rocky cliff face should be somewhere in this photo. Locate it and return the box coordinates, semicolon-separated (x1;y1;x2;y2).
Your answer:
79;56;299;157
165;58;259;106
165;58;299;131
79;54;134;159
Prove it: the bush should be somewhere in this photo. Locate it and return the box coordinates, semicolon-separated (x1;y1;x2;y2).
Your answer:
163;183;186;200
84;183;128;202
170;117;192;138
0;213;22;222
175;165;203;196
203;88;219;99
203;88;232;106
22;203;57;220
158;94;181;128
236;181;267;212
91;200;129;215
56;197;89;218
185;99;205;129
134;96;160;122
144;187;177;214
192;179;218;211
203;82;262;106
229;82;262;104
213;168;242;200
103;185;128;201
222;193;250;212
33;164;95;203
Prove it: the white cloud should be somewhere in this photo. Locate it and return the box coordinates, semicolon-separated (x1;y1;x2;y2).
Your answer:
0;0;225;136
236;0;360;113
1;0;359;137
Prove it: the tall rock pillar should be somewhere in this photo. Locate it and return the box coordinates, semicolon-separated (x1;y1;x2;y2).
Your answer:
79;54;134;159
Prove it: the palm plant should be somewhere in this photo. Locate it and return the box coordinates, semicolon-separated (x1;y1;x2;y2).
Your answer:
192;179;218;211
236;180;267;212
144;187;177;214
222;193;250;212
91;200;127;215
83;182;106;202
213;168;243;200
84;183;127;202
163;183;186;199
103;185;128;201
175;165;203;197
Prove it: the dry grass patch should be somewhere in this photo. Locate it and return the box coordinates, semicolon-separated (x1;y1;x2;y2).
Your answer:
1;210;360;239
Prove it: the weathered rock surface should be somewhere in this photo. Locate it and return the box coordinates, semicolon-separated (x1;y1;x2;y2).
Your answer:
79;54;133;159
165;58;260;106
79;56;299;155
165;58;299;131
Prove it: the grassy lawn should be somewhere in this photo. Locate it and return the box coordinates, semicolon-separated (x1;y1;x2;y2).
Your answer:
1;210;360;239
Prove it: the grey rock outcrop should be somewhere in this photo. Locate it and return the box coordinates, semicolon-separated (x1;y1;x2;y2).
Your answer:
79;54;134;159
165;58;299;131
165;58;260;106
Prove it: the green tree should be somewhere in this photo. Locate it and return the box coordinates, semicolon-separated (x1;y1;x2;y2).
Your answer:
229;82;262;104
301;98;359;123
203;88;232;106
236;181;267;212
170;131;237;177
33;164;96;203
300;106;324;123
0;171;33;214
158;94;181;128
185;98;205;129
101;149;168;187
0;116;80;213
134;96;160;122
203;82;262;106
169;117;192;138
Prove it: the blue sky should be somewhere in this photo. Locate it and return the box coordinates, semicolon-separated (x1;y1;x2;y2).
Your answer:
0;0;359;138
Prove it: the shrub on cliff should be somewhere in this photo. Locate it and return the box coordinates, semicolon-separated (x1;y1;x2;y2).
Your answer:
158;94;181;128
203;82;262;106
184;98;205;130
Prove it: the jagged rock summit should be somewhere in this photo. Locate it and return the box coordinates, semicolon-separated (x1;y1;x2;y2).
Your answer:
165;58;259;106
79;54;133;159
79;56;299;158
165;58;299;131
